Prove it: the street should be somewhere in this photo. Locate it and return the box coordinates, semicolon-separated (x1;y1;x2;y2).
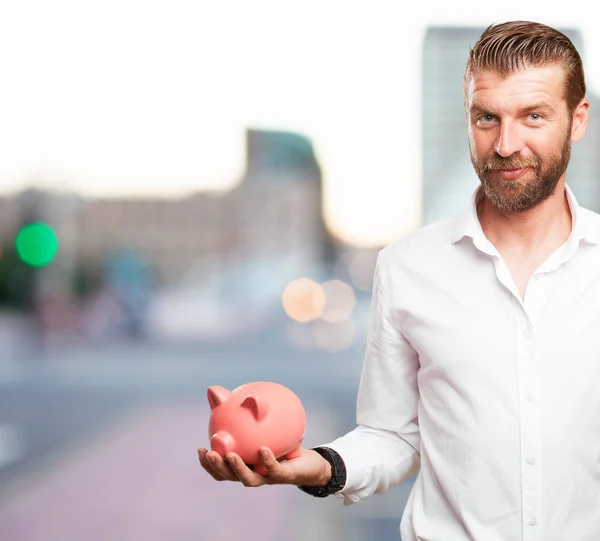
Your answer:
0;336;415;541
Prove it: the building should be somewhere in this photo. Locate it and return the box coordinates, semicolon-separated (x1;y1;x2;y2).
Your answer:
22;127;337;291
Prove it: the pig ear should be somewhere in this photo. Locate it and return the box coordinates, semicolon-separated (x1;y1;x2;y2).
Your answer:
241;395;269;421
207;386;231;410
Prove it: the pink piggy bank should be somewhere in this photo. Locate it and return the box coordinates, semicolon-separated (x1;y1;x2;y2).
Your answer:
207;381;306;475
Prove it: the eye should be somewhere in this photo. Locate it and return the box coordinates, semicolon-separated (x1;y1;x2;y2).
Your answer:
474;112;498;127
529;113;542;121
476;113;496;126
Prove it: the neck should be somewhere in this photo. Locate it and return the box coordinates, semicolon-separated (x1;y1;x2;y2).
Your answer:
476;181;572;251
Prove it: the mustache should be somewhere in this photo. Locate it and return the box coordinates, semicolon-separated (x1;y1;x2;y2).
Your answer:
482;156;540;171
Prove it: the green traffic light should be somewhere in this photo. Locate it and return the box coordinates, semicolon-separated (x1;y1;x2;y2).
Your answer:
15;222;59;267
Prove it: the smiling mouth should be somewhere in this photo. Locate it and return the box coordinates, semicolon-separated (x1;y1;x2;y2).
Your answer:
491;167;529;180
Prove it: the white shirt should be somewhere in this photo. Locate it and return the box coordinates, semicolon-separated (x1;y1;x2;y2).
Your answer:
323;184;600;541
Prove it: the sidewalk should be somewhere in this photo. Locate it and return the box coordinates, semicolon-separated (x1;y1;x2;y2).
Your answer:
0;400;343;541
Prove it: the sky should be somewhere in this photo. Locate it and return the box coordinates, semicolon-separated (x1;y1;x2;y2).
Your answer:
0;1;599;247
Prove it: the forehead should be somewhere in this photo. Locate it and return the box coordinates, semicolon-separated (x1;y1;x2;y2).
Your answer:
466;65;567;111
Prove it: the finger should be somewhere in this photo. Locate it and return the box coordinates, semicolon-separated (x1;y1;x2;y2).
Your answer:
198;449;228;481
205;451;239;482
258;447;295;483
226;453;270;487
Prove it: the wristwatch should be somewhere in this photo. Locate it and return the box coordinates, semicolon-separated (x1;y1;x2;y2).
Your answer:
298;446;347;498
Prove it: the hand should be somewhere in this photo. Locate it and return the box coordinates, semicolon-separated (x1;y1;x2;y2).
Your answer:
197;446;332;488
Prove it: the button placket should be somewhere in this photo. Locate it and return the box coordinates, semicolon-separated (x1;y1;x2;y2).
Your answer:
516;301;543;541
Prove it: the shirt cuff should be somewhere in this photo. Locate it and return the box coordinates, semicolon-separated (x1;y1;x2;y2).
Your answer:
314;438;368;506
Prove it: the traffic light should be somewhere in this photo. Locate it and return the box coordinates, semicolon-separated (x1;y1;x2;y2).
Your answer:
15;222;59;267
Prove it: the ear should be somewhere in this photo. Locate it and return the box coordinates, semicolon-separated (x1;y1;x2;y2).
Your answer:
241;394;269;421
207;386;231;410
571;98;589;143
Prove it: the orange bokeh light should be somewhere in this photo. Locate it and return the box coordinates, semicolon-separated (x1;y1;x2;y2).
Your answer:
282;278;325;322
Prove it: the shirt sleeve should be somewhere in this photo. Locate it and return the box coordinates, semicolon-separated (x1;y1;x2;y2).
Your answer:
317;249;421;505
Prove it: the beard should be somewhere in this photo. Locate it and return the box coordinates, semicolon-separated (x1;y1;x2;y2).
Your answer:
470;131;572;213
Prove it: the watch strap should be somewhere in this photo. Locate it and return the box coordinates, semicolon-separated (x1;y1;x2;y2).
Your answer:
298;446;347;498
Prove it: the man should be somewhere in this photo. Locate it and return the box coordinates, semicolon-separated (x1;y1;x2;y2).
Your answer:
198;21;600;540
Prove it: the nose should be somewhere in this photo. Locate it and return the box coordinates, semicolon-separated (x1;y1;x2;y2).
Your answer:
494;121;525;158
210;430;235;456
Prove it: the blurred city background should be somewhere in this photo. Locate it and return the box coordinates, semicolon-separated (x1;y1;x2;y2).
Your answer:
1;3;599;540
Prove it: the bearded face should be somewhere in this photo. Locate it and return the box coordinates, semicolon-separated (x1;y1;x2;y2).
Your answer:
470;126;572;213
466;66;579;214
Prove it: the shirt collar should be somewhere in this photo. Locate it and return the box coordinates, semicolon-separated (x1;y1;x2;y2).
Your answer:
451;184;599;246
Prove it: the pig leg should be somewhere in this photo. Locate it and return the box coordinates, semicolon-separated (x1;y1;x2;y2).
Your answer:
284;446;301;460
254;463;268;475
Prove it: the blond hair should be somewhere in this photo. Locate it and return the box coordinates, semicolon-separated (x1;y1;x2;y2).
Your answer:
464;21;586;113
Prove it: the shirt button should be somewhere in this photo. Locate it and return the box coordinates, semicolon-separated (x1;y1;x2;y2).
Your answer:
529;517;538;526
526;456;536;465
525;390;533;402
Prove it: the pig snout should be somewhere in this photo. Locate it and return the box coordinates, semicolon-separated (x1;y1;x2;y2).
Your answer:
210;430;235;456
